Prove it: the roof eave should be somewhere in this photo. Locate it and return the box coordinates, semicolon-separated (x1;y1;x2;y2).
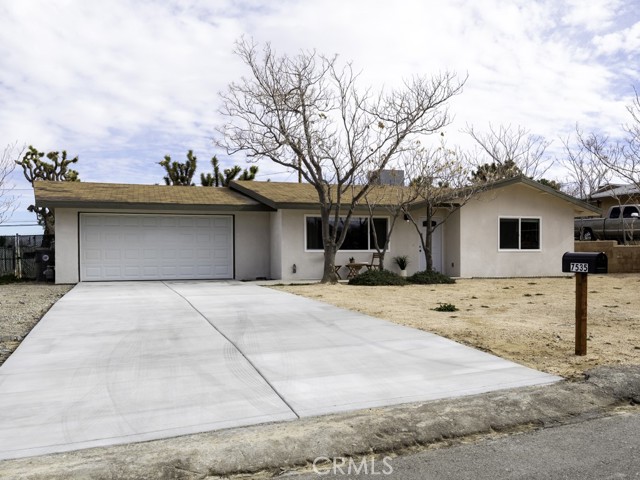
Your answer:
484;176;602;216
35;200;274;212
229;181;279;209
406;176;601;216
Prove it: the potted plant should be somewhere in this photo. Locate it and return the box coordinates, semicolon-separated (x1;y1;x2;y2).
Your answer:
393;255;409;277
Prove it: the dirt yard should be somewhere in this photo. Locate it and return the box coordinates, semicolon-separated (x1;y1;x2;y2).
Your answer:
0;283;72;366
274;275;640;379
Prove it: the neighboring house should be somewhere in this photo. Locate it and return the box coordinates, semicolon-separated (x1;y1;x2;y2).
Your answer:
589;184;640;212
34;176;599;284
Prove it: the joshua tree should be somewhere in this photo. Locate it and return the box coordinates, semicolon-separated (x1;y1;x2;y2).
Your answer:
200;156;258;186
17;146;80;234
159;150;197;186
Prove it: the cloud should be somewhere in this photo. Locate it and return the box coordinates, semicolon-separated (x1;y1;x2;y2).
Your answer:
561;0;624;32
594;20;640;55
0;0;639;233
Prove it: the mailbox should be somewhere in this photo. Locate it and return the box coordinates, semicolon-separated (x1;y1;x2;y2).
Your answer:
562;252;608;274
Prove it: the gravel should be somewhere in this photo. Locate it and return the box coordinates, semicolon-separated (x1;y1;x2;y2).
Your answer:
0;283;73;366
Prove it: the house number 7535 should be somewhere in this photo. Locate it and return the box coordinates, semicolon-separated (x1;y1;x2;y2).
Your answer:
570;263;589;273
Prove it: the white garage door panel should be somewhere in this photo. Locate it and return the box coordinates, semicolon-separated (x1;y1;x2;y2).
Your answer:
80;214;233;281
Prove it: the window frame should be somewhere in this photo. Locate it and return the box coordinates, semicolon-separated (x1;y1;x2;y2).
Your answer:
498;216;542;252
304;214;391;252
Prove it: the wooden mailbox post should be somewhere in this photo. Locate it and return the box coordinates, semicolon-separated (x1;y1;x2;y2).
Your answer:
562;252;608;356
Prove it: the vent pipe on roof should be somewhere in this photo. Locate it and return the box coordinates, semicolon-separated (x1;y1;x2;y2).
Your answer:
369;170;404;186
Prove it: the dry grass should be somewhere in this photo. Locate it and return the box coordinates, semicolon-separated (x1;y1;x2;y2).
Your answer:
274;274;640;379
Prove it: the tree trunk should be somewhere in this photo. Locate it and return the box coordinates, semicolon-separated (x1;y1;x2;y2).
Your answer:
410;205;434;272
321;243;338;283
320;206;339;283
425;206;433;272
43;213;54;236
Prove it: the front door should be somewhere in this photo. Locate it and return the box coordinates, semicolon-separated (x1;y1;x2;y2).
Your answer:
418;217;443;273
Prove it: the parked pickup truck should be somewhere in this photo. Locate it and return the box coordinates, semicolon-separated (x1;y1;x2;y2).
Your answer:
575;204;640;242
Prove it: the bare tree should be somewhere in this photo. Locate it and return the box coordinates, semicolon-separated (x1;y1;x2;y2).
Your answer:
569;89;640;195
0;143;22;225
218;38;465;282
607;88;640;188
465;124;552;181
362;171;421;270
562;120;640;244
403;142;480;272
559;126;616;200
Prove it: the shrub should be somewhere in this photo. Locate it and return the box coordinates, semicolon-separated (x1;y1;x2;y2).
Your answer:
0;274;29;285
348;269;408;286
433;302;458;312
407;270;455;285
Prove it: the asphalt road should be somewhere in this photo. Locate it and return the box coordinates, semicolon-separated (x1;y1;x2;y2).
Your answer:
291;409;640;480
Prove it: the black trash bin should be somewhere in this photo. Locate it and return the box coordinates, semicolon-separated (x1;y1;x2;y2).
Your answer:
35;248;55;282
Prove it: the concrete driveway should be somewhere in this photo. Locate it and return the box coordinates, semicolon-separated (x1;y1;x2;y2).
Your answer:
0;281;559;460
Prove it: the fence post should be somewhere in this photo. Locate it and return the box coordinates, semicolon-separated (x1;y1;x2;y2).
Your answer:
14;233;20;279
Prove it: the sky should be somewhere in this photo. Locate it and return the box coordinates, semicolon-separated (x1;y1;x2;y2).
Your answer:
0;0;639;234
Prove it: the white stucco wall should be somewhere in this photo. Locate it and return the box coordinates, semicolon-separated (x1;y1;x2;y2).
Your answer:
276;209;421;281
54;209;79;284
53;182;577;283
390;219;421;275
269;210;283;280
234;211;271;281
53;208;271;283
443;209;461;277
458;184;575;277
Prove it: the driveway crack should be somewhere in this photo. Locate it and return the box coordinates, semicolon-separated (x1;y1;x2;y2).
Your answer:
162;282;300;419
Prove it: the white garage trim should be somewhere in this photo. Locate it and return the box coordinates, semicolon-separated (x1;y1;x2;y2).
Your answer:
79;213;234;281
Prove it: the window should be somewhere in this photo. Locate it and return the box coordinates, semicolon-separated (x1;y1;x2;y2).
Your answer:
305;216;388;251
623;206;640;218
499;217;540;250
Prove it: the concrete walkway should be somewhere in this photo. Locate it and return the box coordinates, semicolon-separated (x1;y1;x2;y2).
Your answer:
0;281;559;460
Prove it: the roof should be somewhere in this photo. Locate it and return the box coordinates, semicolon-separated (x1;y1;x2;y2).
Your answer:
590;184;640;199
230;181;320;208
479;176;602;216
33;181;271;211
229;180;420;209
233;177;601;215
33;176;601;216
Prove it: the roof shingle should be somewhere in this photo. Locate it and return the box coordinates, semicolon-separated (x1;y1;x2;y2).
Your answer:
230;181;414;208
34;181;269;211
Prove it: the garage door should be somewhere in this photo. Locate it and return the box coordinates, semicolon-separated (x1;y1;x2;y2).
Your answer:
80;214;233;281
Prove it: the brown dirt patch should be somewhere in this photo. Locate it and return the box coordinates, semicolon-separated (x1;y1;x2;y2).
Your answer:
0;283;73;366
274;274;640;379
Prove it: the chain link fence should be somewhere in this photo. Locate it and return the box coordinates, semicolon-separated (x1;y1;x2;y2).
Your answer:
0;235;55;281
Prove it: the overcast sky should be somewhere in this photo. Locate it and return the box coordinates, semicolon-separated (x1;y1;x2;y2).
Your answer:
1;0;639;233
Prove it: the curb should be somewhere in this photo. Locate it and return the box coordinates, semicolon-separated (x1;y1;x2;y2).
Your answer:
2;365;639;480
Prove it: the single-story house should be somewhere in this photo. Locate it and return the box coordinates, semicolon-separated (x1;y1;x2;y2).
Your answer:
589;184;640;211
33;176;599;284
